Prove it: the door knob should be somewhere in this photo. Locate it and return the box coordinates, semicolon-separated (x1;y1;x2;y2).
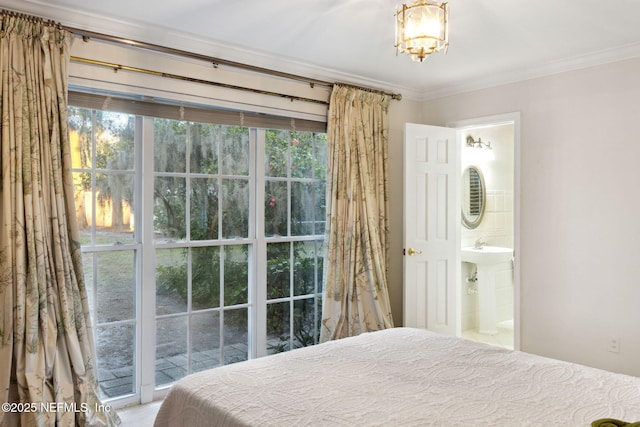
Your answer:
407;248;423;256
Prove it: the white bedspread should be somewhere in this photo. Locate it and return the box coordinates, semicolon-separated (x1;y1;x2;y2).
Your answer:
154;327;640;426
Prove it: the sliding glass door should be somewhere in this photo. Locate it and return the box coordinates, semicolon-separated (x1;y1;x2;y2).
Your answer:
69;102;326;402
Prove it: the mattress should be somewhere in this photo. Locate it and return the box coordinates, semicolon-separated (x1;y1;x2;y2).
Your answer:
154;327;640;426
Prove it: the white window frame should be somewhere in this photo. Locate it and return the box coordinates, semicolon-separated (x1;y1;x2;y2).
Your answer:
71;100;326;407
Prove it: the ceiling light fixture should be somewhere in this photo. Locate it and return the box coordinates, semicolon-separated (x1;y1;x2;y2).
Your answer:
395;0;449;62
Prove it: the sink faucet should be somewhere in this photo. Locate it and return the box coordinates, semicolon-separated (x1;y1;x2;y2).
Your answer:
474;237;487;249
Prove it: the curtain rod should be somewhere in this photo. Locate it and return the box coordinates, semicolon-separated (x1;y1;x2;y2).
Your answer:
62;26;403;102
70;56;330;105
1;8;60;26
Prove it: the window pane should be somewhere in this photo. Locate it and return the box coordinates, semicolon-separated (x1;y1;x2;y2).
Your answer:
97;251;135;322
267;243;290;299
156;248;188;315
220;126;249;176
316;296;323;339
316;240;325;293
223;308;248;364
291;132;314;178
265;130;289;177
156;316;188;386
95;111;135;170
264;180;287;237
154;118;186;173
266;302;290;355
83;253;95;314
221;179;249;239
293;241;315;296
96;324;135;398
190;177;219;240
190;122;219;174
291;181;314;236
192;246;220;310
73;172;92;241
293;298;316;349
314;133;328;181
154;176;186;241
224;245;248;306
191;312;221;373
68;107;93;169
315;181;326;235
94;172;135;243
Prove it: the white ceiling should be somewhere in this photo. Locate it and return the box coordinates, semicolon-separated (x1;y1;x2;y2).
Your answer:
9;0;640;99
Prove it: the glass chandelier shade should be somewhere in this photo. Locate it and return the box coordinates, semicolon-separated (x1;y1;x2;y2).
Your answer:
395;0;449;62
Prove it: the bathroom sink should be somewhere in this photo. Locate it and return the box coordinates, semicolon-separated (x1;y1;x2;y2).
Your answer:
461;246;512;266
461;246;513;335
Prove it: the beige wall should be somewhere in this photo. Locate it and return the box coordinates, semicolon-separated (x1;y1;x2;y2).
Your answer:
387;57;640;376
387;99;423;327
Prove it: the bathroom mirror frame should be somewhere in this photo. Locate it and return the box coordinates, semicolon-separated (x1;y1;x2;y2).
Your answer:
461;165;486;229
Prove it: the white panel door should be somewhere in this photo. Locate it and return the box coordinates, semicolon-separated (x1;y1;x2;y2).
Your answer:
403;123;460;336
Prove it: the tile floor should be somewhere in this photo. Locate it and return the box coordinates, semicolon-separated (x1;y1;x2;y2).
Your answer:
118;401;163;427
461;322;514;350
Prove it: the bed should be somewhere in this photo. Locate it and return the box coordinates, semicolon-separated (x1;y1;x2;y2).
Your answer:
154;327;640;426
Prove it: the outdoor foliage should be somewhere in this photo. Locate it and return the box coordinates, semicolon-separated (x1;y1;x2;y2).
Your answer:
69;107;326;364
70;106;327;397
152;121;327;350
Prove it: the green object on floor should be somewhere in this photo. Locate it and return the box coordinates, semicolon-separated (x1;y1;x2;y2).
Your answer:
592;418;640;427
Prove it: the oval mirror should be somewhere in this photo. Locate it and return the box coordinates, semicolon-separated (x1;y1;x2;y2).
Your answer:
461;165;486;229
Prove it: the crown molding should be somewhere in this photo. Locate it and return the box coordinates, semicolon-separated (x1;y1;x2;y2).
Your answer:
417;41;640;101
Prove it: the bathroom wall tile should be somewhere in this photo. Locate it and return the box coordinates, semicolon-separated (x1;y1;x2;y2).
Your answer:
462;312;476;331
495;212;507;230
462;300;475;317
486;193;496;213
496;264;513;283
496;287;511;309
505;192;513;212
480;213;495;233
505;214;513;233
494;192;505;212
496;304;512;324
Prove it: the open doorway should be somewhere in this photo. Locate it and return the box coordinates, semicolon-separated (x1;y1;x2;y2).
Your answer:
449;113;520;350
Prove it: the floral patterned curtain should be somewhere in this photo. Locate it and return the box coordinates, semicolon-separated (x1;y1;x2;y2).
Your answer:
0;12;118;426
320;85;394;342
